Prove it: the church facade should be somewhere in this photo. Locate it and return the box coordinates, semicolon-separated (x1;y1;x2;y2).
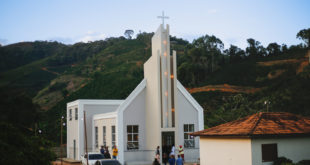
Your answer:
66;24;204;164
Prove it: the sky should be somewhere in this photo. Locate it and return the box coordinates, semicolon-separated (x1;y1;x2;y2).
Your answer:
0;0;309;49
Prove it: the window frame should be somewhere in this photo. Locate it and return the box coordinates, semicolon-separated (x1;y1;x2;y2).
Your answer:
102;126;106;146
69;109;72;121
184;124;195;148
112;125;116;147
262;143;278;162
127;125;139;150
95;126;98;148
75;108;78;120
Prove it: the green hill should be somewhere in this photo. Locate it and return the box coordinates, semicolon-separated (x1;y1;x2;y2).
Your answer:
0;30;309;147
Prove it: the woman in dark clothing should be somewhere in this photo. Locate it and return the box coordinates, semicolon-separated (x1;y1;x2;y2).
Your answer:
104;147;111;159
153;158;160;165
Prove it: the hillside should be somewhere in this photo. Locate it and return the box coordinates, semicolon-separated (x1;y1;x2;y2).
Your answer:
0;32;309;143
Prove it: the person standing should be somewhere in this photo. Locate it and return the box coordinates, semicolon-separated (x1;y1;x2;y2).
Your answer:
104;146;111;159
168;155;176;165
178;145;184;162
176;155;183;165
112;145;118;159
100;146;105;155
152;158;160;165
170;145;175;157
155;146;160;161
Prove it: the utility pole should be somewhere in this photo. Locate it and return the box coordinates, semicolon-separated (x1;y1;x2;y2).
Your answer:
84;111;89;165
264;100;270;112
60;116;64;165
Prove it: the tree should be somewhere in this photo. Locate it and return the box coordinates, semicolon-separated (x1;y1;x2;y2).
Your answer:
267;42;281;56
225;45;245;63
246;38;266;58
191;35;224;72
124;29;134;39
297;28;310;48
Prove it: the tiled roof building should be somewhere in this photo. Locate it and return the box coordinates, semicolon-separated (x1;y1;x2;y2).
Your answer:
192;112;310;165
192;112;310;137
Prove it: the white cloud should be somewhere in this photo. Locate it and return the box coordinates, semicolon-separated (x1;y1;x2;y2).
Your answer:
77;31;106;43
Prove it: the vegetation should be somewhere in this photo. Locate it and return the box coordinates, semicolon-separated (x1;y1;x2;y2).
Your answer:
0;27;309;163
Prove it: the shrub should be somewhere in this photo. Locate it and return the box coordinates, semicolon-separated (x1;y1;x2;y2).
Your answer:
273;157;293;165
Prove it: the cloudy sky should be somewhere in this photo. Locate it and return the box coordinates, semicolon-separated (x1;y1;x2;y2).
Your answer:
0;0;309;48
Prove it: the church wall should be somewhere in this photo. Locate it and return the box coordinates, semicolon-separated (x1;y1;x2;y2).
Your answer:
176;88;200;162
67;105;79;160
93;117;116;153
122;89;152;161
144;39;162;153
83;104;120;153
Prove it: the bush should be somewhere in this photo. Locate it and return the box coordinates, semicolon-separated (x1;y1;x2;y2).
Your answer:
298;160;310;165
274;157;293;165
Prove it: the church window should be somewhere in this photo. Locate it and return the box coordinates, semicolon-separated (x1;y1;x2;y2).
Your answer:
262;143;278;162
184;124;195;148
102;126;106;146
127;125;139;150
75;108;78;120
112;126;116;147
69;109;72;121
95;126;98;148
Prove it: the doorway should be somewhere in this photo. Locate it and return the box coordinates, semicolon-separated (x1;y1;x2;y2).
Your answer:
162;132;175;158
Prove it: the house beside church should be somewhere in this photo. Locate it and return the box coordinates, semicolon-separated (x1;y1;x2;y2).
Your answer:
66;23;204;164
192;112;310;165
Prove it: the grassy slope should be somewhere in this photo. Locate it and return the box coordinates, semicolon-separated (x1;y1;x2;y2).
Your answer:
0;38;309;141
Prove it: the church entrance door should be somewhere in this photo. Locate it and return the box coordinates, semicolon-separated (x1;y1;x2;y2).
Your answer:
161;132;175;158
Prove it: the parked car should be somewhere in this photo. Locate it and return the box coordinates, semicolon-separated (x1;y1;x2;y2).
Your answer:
81;152;105;165
95;160;121;165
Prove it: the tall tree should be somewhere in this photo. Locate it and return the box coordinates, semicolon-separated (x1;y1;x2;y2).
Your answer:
124;29;134;39
246;38;266;58
267;42;281;56
225;45;245;63
297;28;310;48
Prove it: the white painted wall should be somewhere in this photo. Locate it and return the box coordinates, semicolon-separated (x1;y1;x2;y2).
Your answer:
93;116;116;153
199;137;252;165
67;100;122;160
84;104;120;153
67;104;79;160
176;83;203;162
122;89;149;162
251;137;310;165
144;25;162;153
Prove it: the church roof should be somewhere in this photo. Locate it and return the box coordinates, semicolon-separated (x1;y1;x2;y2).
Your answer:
192;112;310;138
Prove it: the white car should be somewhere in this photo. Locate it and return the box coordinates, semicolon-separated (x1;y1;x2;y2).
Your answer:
81;152;105;165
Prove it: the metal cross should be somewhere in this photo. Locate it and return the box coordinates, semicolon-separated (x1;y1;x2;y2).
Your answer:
157;11;169;26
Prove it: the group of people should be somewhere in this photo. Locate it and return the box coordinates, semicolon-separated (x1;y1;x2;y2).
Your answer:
153;145;185;165
100;145;118;159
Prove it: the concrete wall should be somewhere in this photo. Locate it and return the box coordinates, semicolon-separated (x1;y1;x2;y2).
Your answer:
67;100;122;160
67;105;79;160
84;104;119;153
176;87;200;162
251;137;310;165
123;89;146;152
144;25;162;152
121;88;151;163
199;137;252;165
93;117;116;152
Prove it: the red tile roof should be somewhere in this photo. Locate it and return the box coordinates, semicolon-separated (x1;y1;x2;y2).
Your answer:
192;112;310;138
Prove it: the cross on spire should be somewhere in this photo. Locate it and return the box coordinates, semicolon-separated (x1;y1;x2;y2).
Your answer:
157;11;169;26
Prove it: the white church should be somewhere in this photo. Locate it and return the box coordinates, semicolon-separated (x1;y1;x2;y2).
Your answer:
66;22;204;164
